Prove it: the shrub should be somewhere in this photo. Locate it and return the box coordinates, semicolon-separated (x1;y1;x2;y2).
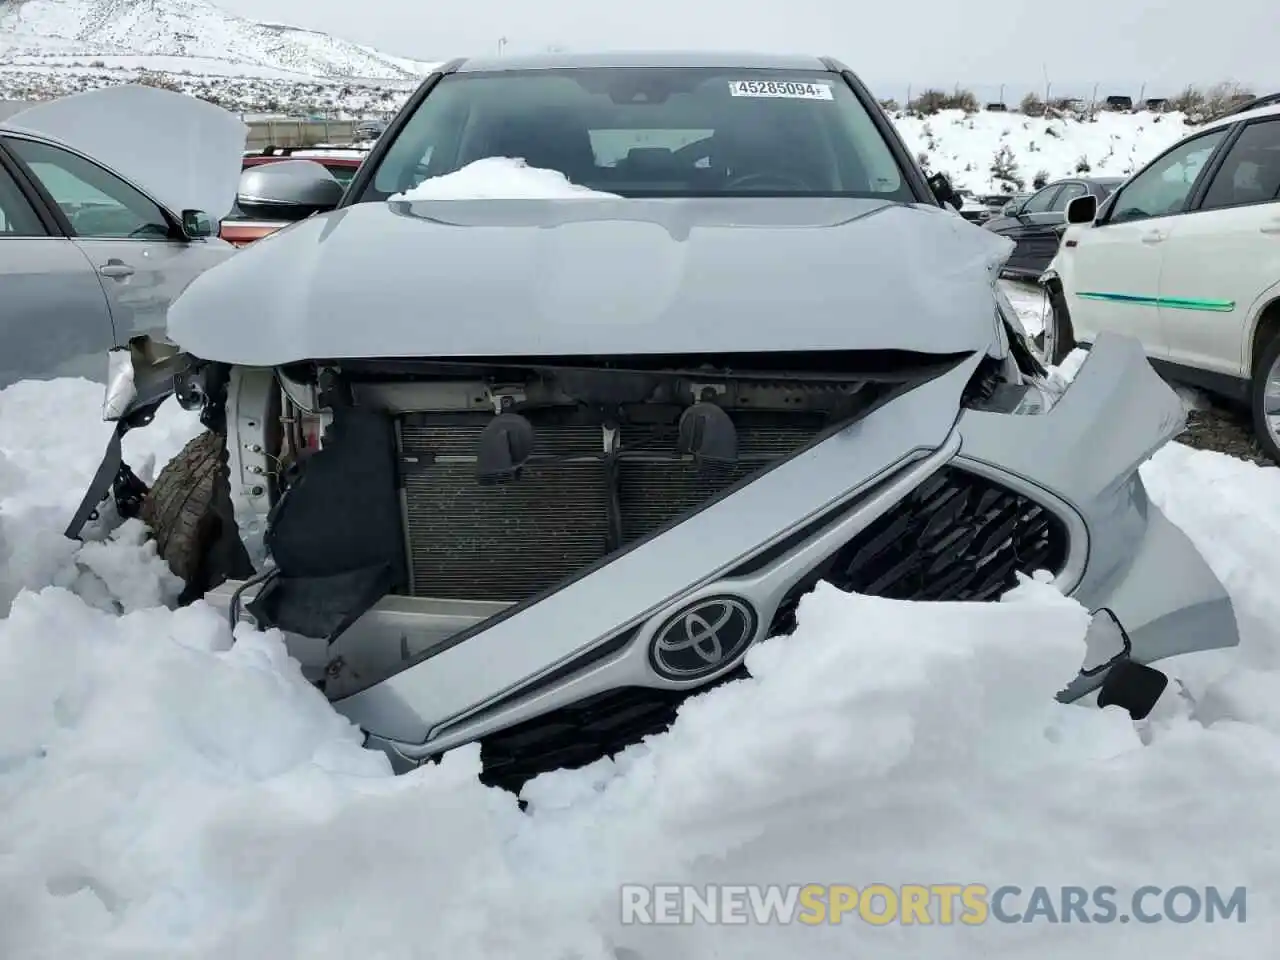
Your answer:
908;89;950;116
1019;92;1046;117
1172;81;1256;123
990;145;1024;191
134;70;182;92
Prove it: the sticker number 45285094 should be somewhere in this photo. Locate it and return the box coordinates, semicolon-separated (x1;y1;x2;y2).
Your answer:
728;80;834;100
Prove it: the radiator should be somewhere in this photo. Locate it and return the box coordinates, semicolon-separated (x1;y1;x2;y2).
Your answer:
398;416;825;602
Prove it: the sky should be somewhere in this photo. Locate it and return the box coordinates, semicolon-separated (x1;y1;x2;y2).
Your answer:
217;0;1278;100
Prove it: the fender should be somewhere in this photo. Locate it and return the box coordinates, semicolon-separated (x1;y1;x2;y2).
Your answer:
1243;280;1280;372
64;334;201;540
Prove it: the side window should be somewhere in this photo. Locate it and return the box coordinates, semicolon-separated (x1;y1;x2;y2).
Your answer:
4;137;172;240
1200;118;1280;211
1108;129;1228;224
1050;182;1087;211
1022;185;1062;213
0;161;46;237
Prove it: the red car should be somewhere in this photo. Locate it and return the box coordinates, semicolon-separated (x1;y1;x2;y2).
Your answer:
220;147;366;246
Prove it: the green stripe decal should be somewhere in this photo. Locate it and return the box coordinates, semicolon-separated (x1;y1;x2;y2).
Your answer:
1077;291;1235;313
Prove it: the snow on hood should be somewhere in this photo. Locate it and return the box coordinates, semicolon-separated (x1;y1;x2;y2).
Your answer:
168;197;1015;367
391;157;622;200
1;85;248;222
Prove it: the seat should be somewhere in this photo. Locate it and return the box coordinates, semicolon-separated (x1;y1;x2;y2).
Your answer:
470;112;598;182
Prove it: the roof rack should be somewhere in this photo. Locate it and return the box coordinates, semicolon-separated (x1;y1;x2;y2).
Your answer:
244;145;369;157
1210;92;1280;122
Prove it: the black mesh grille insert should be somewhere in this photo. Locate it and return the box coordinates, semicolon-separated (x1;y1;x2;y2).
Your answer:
824;466;1069;601
476;465;1070;793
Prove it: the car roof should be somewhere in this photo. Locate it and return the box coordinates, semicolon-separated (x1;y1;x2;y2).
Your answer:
242;155;364;166
453;50;831;73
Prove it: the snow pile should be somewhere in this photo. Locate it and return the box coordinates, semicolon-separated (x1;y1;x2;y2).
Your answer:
3;373;1280;958
0;379;201;614
895;109;1194;194
391;157;622;201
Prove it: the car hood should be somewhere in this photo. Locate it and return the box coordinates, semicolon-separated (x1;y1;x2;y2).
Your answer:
1;85;247;221
168;197;1015;365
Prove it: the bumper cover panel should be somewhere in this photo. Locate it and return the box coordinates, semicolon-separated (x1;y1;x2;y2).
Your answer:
956;332;1239;696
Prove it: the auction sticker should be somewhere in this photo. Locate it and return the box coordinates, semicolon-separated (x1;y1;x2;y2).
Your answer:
728;79;833;100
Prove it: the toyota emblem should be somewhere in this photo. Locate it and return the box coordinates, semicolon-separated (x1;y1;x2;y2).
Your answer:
649;596;758;681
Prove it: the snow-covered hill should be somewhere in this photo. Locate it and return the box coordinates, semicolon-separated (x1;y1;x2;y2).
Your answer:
894;108;1195;195
0;0;437;80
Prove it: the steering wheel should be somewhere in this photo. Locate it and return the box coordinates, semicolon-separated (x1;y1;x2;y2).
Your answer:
723;171;812;192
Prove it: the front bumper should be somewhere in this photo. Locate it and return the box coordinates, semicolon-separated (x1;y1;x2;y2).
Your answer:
206;333;1238;769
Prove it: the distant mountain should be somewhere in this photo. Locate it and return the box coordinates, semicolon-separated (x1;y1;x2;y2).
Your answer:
0;0;438;79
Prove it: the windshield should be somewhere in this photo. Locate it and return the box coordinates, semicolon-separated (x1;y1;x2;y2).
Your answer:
362;67;913;201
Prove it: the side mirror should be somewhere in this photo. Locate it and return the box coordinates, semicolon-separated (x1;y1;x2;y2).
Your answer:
236;160;343;223
181;209;214;238
1005;200;1024;216
927;172;959;209
1066;194;1098;225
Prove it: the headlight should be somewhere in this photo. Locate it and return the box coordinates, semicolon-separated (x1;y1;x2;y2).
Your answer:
970;380;1057;415
964;353;1064;416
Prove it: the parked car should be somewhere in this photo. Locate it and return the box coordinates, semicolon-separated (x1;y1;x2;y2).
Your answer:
1041;93;1280;462
73;52;1238;793
0;85;244;388
219;146;365;246
954;189;996;224
983;177;1123;279
354;119;388;142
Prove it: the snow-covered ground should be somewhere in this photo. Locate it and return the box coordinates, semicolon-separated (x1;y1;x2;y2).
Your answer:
3;348;1279;957
894;108;1194;194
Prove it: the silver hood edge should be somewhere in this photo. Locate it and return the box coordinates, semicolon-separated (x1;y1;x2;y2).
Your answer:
167;197;1015;365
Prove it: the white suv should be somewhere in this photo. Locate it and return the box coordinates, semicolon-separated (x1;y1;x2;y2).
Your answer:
1041;94;1280;462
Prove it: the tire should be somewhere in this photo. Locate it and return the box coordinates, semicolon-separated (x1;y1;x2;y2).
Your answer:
1042;282;1078;367
140;429;253;603
1249;332;1280;465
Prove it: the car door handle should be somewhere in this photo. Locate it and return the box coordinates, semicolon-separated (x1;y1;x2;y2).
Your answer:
1140;230;1168;245
98;260;135;279
1261;222;1280;235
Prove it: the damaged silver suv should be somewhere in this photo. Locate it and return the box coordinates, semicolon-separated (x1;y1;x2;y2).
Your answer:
69;52;1238;792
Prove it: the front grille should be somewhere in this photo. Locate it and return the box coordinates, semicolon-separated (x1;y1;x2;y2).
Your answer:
480;685;706;792
399;417;824;602
475;464;1070;792
824;466;1069;601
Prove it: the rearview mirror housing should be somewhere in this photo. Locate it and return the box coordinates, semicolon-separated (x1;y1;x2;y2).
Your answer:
1066;194;1098;225
181;209;214;238
236;160;344;223
927;172;960;209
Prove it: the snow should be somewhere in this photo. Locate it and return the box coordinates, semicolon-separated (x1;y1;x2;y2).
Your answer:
0;0;438;80
2;365;1280;957
391;157;623;201
895;108;1194;195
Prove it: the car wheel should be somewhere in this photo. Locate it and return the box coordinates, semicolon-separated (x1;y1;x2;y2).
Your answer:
1249;332;1280;465
1042;282;1077;366
140;429;253;603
